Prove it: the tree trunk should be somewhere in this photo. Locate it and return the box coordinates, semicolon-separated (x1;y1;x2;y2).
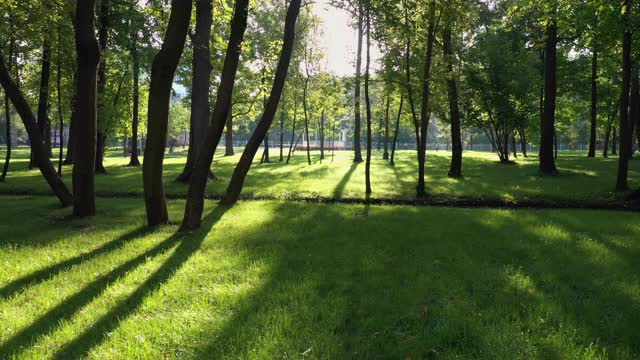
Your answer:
416;0;436;198
511;133;518;159
383;94;390;160
1;35;14;182
30;38;53;169
72;0;101;216
612;126;618;155
177;0;213;181
444;19;462;178
320;109;325;160
519;128;527;157
353;0;363;163
286;97;298;164
57;26;64;177
129;34;141;166
64;71;78;165
627;65;638;158
364;0;372;194
181;0;248;230
225;109;234;156
143;0;192;226
261;133;271;163
279;101;285;161
302;54;312;166
221;0;301;206
603;120;611;157
390;94;403;166
616;0;632;191
95;0;109;174
539;20;558;174
588;47;598;157
0;52;73;206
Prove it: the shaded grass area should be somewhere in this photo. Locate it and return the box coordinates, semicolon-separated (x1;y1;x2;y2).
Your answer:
0;147;638;203
0;195;639;359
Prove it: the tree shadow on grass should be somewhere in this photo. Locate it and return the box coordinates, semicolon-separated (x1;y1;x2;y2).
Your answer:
332;162;359;199
0;206;228;359
0;227;150;300
51;205;229;359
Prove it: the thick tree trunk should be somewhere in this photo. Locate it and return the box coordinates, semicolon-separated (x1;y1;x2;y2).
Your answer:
181;0;248;230
30;38;52;169
390;95;403;166
225;109;234;156
143;0;192;226
364;0;372;194
588;48;598;157
353;0;363;163
383;94;390;160
73;0;101;216
1;36;14;182
129;36;141;167
616;0;632;191
539;21;558;174
221;0;301;206
178;0;212;181
416;0;436;198
0;53;73;206
444;20;462;178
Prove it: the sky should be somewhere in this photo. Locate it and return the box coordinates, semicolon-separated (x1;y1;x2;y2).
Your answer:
311;0;381;77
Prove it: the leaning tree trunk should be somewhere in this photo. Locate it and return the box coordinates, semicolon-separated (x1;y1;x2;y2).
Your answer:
1;35;14;182
588;47;598;157
390;94;403;166
181;0;249;230
0;53;73;206
143;0;193;226
353;0;363;163
221;0;301;206
416;0;436;198
539;20;558;174
443;18;462;178
30;38;52;169
177;0;212;182
364;0;372;194
73;0;101;216
616;0;632;191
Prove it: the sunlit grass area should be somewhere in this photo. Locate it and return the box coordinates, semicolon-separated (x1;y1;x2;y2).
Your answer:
0;195;639;359
1;146;638;203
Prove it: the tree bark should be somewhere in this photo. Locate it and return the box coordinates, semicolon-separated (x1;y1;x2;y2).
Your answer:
364;0;372;194
279;100;285;161
353;0;363;163
443;19;462;178
539;20;558;174
519;128;527;157
588;47;598;157
616;0;632;191
319;109;325;160
143;0;192;226
30;38;53;169
181;0;249;230
390;95;403;166
627;65;638;158
220;0;301;206
57;26;64;176
612;126;618;155
225;109;234;156
64;71;78;165
72;0;101;216
416;0;437;197
383;94;390;160
0;53;73;206
95;0;109;174
286;97;298;164
178;0;212;181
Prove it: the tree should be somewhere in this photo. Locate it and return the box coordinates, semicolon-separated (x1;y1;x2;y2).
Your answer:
353;0;364;163
177;0;213;182
221;0;302;206
0;53;73;207
1;31;14;182
73;0;101;216
143;0;192;226
615;0;633;191
443;9;462;178
181;0;250;230
364;0;372;194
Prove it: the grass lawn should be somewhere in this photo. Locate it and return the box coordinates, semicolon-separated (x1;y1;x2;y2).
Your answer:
1;195;639;359
0;147;638;203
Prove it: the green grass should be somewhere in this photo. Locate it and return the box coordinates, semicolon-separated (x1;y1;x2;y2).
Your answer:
1;195;639;359
1;146;638;203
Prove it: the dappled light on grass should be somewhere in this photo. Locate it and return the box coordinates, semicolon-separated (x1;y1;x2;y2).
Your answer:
0;196;639;358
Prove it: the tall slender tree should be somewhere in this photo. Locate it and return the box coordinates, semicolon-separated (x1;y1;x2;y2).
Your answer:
143;0;193;226
443;13;462;178
539;16;559;174
353;0;364;163
615;0;632;191
364;0;372;194
1;33;14;182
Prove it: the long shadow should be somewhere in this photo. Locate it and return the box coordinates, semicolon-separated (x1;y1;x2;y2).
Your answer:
0;227;149;300
51;205;229;359
332;162;358;199
0;209;226;359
